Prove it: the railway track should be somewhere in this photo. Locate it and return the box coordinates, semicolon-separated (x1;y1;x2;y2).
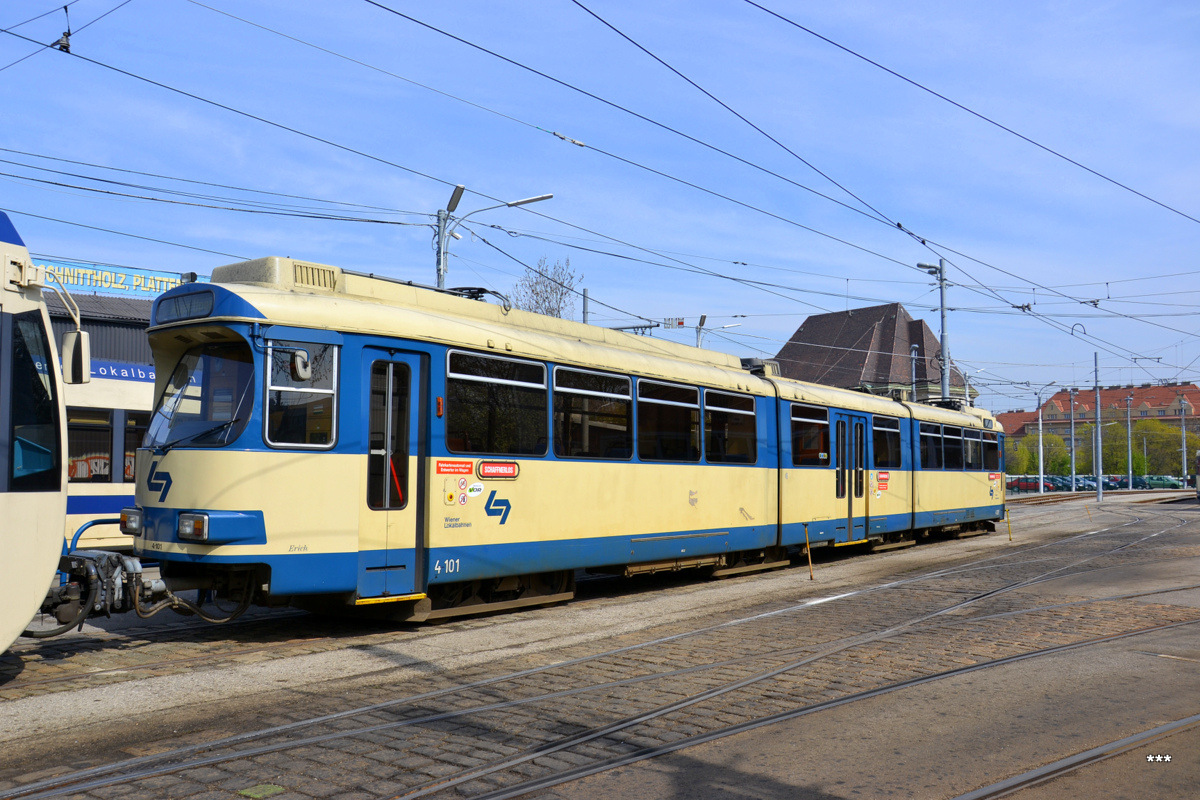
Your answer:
1007;489;1192;506
0;501;1113;698
4;502;1198;800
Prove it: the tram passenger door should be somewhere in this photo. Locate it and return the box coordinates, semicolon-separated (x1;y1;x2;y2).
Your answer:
359;350;426;599
833;412;869;542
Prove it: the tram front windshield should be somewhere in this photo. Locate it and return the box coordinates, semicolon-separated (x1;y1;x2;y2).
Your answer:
145;342;254;450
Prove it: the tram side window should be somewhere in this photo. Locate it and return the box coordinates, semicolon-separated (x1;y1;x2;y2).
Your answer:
367;361;409;510
983;431;1001;471
68;408;112;483
943;425;964;469
553;368;631;459
964;429;984;470
791;404;830;467
920;423;943;470
872;416;902;469
10;311;61;491
637;381;700;462
447;351;547;456
266;341;338;448
705;390;757;464
124;411;150;480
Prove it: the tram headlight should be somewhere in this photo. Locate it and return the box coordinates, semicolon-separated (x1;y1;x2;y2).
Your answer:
119;507;142;536
177;512;210;542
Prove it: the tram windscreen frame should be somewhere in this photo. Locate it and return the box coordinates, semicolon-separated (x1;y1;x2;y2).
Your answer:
144;342;254;450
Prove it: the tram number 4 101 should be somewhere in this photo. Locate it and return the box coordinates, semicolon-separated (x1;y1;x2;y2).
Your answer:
433;558;462;576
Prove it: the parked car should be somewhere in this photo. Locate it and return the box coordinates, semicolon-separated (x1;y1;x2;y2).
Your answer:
1114;476;1151;490
1007;477;1054;492
1146;475;1184;489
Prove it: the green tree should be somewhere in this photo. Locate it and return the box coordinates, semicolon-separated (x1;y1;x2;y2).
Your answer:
1020;431;1069;474
1005;437;1033;474
1132;419;1186;476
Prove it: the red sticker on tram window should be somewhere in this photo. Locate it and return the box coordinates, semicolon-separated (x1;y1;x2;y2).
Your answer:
437;460;474;475
478;461;520;480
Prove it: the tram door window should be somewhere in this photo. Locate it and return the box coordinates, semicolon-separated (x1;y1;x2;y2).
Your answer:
124;412;150;480
9;310;61;491
368;362;409;510
853;421;866;498
835;420;847;499
67;408;113;482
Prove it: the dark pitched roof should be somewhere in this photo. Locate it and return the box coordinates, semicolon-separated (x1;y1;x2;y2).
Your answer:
45;293;153;325
774;302;965;390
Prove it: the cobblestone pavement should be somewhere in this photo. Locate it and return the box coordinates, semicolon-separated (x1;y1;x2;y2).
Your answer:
2;498;1198;800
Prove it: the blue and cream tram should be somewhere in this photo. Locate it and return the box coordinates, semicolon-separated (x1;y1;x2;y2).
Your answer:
122;256;1005;620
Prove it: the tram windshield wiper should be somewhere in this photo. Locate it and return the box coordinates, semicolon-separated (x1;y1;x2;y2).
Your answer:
155;418;242;455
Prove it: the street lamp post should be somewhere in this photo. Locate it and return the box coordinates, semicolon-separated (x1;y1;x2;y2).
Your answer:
1068;388;1077;491
1181;396;1191;485
695;315;741;347
1094;353;1103;502
919;260;950;399
910;344;920;401
1034;382;1057;494
434;186;553;289
1126;394;1133;490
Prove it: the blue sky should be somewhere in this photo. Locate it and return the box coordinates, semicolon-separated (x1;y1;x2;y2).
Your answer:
3;0;1200;413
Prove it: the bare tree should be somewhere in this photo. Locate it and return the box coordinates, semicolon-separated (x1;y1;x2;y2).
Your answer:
510;257;581;319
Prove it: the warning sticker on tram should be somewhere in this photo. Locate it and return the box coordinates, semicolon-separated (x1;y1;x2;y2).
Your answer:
478;461;520;480
437;461;473;475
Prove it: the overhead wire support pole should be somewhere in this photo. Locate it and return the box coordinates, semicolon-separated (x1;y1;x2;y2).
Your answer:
919;259;949;399
1034;381;1057;494
1095;353;1103;503
1126;394;1133;491
1069;388;1078;491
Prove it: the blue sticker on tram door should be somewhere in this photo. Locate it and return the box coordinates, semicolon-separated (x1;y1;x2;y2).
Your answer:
485;491;511;524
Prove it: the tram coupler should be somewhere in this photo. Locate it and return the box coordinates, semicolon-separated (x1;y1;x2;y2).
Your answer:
53;550;150;620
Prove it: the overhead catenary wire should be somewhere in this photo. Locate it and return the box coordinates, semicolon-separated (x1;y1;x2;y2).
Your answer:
4;4;1195;395
9;3;1183;365
745;0;1200;229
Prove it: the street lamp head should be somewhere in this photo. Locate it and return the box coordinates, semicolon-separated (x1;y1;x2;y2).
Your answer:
446;184;465;214
506;193;553;208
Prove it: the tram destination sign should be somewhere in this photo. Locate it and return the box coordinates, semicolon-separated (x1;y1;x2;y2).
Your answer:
35;258;209;298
